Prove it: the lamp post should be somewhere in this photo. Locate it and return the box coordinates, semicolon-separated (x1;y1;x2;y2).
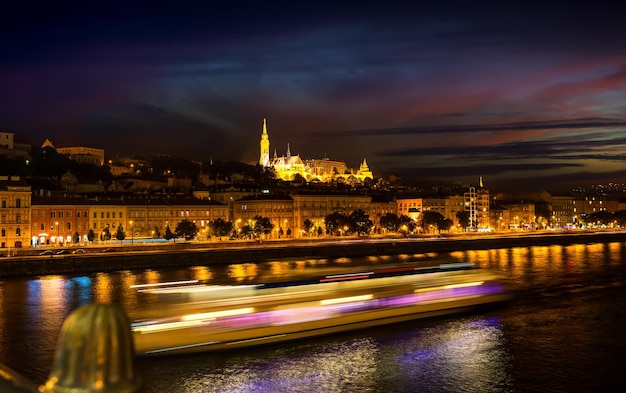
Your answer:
130;220;134;245
55;221;59;246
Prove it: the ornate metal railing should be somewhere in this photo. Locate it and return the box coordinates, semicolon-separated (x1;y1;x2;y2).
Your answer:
0;304;141;392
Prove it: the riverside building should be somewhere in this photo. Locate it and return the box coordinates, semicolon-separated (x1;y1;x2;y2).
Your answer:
0;176;31;249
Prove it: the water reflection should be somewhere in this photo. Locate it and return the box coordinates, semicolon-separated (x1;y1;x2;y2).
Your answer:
138;316;512;393
228;263;259;282
1;241;626;388
393;318;513;393
190;266;213;282
94;273;112;304
30;277;71;334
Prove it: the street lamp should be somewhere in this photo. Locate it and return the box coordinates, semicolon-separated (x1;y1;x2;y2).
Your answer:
130;220;134;245
55;221;59;245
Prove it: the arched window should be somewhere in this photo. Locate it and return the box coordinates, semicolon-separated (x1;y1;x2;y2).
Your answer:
15;198;21;208
16;228;21;237
1;229;5;237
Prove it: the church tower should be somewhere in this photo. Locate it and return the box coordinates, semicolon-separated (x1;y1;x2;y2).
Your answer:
259;118;270;167
358;158;373;179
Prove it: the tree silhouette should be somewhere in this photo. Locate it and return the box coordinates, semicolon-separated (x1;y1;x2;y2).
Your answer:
456;211;470;231
349;209;373;236
210;218;233;239
325;211;350;236
422;211;454;233
399;215;417;234
303;219;314;236
100;227;111;241
164;226;174;241
115;225;126;241
175;219;198;241
252;215;273;238
240;224;254;239
379;213;400;232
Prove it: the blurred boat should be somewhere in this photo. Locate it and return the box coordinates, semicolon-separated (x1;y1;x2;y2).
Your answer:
130;262;509;356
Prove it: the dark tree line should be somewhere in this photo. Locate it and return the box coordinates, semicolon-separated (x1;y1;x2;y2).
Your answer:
324;209;374;236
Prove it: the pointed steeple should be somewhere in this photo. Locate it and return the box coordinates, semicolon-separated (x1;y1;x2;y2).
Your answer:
259;118;270;166
286;143;291;158
360;158;370;171
358;158;373;179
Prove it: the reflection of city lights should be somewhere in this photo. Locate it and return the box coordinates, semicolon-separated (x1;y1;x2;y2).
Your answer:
191;266;213;282
94;273;112;303
228;263;259;280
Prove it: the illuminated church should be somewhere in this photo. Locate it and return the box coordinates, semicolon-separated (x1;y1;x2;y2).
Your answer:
259;118;373;183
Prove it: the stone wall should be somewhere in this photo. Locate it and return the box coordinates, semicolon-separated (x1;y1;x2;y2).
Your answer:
2;231;626;278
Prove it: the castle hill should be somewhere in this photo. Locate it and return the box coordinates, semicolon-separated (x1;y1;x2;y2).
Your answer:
2;119;626;276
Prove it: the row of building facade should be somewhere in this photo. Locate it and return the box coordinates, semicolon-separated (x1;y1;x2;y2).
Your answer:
2;175;624;249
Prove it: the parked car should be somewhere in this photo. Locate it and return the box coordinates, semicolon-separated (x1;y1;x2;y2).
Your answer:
56;249;71;255
72;249;85;254
39;250;54;256
102;248;116;253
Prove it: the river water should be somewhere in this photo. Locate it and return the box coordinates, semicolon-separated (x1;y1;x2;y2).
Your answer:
1;242;626;392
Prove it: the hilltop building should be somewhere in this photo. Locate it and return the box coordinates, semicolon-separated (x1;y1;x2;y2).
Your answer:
42;139;105;166
259;118;373;184
0;131;31;159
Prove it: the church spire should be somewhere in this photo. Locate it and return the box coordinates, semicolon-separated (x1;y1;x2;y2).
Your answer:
259;118;270;167
286;143;291;158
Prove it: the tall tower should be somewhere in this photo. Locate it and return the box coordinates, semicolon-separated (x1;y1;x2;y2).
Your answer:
259;118;270;167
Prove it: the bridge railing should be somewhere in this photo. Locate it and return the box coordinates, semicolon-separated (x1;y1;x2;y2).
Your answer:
0;304;141;393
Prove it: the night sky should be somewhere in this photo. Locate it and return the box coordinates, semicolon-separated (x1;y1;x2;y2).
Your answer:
2;2;626;192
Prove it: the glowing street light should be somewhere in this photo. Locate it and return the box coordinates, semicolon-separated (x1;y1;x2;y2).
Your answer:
130;220;134;245
55;221;59;245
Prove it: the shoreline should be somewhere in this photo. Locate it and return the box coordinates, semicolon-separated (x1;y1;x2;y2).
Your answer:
2;231;626;278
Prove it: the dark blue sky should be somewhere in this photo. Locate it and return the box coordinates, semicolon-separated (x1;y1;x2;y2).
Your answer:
2;2;626;192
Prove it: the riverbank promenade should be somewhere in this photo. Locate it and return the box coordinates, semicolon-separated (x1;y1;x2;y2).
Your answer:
2;230;626;278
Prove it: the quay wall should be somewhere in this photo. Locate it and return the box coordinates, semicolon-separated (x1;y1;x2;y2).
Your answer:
2;231;626;278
